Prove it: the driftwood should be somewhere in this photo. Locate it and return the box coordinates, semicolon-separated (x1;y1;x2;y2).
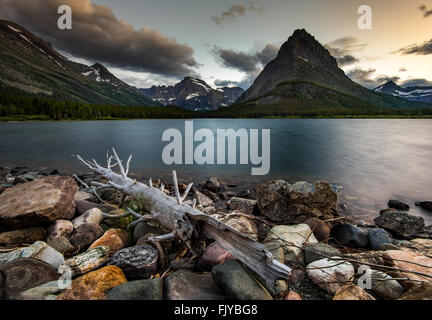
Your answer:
74;148;291;284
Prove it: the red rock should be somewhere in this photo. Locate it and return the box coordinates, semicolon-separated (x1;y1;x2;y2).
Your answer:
197;242;234;270
285;291;302;300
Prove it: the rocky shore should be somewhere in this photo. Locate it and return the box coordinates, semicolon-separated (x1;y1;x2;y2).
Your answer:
0;166;431;301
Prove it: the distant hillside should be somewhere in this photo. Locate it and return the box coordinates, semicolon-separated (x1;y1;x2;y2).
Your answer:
235;29;430;111
0;20;159;106
374;81;432;104
140;77;244;111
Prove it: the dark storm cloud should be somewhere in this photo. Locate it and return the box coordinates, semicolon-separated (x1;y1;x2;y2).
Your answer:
419;4;432;17
396;39;432;55
325;37;367;66
347;68;400;89
212;2;264;25
0;0;197;76
401;78;432;87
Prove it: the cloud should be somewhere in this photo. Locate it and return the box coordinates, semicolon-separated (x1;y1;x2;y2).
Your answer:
212;2;264;25
212;44;278;89
399;67;407;72
0;0;197;76
396;39;432;55
401;78;432;87
347;68;400;89
325;37;367;66
419;4;432;17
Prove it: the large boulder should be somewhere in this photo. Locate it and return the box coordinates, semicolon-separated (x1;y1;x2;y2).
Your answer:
164;269;225;300
0;258;59;300
374;212;425;239
330;224;369;248
107;245;158;280
264;224;318;266
0;227;46;246
212;260;272;300
306;257;355;294
56;265;127;300
107;279;163;300
0;176;78;228
256;180;339;223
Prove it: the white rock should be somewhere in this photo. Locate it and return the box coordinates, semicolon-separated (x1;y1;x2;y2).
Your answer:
48;220;74;238
307;257;355;294
72;208;104;228
0;241;64;268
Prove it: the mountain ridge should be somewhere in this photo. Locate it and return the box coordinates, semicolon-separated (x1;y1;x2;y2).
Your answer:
374;81;432;104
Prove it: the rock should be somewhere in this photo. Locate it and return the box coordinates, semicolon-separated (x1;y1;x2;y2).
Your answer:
379;243;400;251
224;216;258;241
106;279;163;300
374;212;425;239
61;246;110;277
285;291;302;300
221;191;236;200
74;190;96;202
398;238;432;256
56;265;127;300
48;220;73;238
72;208;104;228
46;236;75;257
212;260;272;300
0;227;46;246
265;242;284;264
229;197;257;215
20;281;65;300
256;180;338;224
99;188;123;205
74;200;117;216
383;250;432;289
165;269;225;300
368;268;405;300
264;224;318;266
380;208;398;215
398;282;432;300
0;176;78;228
368;229;392;250
204;177;221;193
343;251;385;270
69;223;104;252
388;200;410;211
303;217;331;242
1;258;59;300
0;241;64;268
416;201;432;212
306;257;355;294
170;258;196;270
133;222;165;244
333;285;375;300
107;245;158;280
201;188;219;201
13;176;29;185
89;229;129;254
194;189;213;207
330;224;369;248
197;242;234;270
304;243;342;265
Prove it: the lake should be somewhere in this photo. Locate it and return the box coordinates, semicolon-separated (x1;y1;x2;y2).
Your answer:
0;119;431;224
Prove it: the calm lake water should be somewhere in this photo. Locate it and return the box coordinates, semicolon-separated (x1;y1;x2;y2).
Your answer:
0;119;431;224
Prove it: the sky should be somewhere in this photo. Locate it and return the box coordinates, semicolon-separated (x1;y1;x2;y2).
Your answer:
1;0;432;89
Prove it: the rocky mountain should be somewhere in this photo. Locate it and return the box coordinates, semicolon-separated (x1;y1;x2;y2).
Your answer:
374;81;432;104
0;20;159;106
140;77;244;111
236;29;429;110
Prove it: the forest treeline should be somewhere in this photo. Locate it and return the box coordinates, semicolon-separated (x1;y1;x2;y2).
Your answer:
1;94;432;120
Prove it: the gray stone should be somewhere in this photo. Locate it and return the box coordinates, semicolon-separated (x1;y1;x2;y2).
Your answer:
212;260;273;300
165;269;225;300
72;208;104;228
108;245;158;280
69;223;104;252
204;177;221;193
106;279;163;300
374;212;425;239
388;200;410;211
46;236;75;257
368;229;392;250
20;281;65;300
369;268;405;300
229;197;257;215
304;243;342;265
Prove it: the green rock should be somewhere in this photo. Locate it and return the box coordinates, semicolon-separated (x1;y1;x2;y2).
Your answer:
212;260;273;300
106;279;163;300
304;243;341;264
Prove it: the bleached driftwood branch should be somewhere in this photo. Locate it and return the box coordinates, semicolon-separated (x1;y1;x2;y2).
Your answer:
74;148;291;284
